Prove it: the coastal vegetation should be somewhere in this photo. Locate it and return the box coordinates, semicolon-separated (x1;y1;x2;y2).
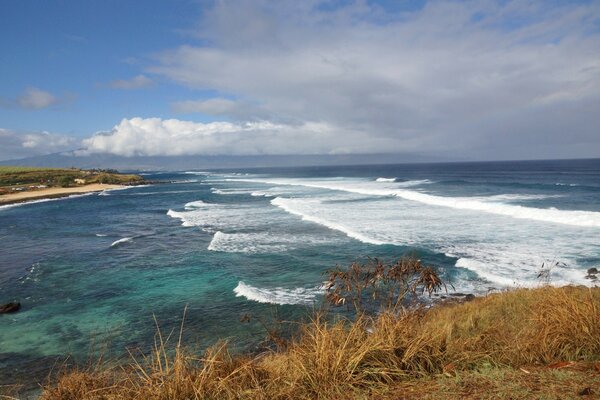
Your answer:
0;166;143;195
0;166;143;193
34;259;600;400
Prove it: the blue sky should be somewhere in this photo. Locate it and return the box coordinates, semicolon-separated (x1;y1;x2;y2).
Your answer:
1;0;599;161
1;0;203;134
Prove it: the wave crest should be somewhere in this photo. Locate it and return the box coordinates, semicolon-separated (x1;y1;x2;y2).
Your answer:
237;178;600;228
110;237;133;247
234;281;322;305
271;197;385;245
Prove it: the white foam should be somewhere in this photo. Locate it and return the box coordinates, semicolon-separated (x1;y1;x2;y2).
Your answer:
208;231;288;253
454;258;524;287
390;190;600;227
208;230;336;253
250;191;274;197
110;237;133;247
234;281;322;305
167;209;194;227
168;198;286;232
268;191;598;288
0;192;96;210
235;177;600;228
184;200;212;209
0;197;58;210
271;197;385;245
184;171;211;175
99;185;147;196
95;233;107;237
210;188;252;195
376;177;396;182
171;179;199;184
477;194;562;202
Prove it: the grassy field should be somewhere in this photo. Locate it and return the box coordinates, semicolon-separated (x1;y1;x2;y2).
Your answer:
0;166;143;190
29;284;600;400
0;166;65;174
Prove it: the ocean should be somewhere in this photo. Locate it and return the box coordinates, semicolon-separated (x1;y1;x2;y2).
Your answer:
1;158;599;386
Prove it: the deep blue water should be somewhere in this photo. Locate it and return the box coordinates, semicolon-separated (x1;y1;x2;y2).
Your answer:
1;159;599;386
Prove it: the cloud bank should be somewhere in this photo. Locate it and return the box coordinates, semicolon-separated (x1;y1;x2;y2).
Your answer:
0;128;80;161
2;1;599;161
142;0;600;160
81;117;399;156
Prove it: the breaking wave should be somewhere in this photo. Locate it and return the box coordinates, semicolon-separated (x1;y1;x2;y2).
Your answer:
237;178;600;228
271;197;385;245
234;281;322;305
208;231;289;253
110;237;133;247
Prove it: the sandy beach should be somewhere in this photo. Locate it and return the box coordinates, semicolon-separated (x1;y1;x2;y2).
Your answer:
0;184;125;205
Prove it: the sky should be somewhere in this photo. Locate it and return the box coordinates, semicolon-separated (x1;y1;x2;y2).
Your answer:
1;0;599;162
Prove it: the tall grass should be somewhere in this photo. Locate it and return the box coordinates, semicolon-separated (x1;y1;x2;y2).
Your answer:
38;285;600;399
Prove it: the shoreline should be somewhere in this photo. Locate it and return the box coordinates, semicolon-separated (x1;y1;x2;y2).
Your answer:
0;184;125;206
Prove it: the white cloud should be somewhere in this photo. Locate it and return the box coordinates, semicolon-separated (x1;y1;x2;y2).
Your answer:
171;97;271;120
172;98;239;114
144;0;600;160
108;74;154;89
16;87;59;109
80;117;400;156
0;128;80;160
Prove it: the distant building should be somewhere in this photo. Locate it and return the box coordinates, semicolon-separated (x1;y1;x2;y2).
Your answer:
74;178;86;184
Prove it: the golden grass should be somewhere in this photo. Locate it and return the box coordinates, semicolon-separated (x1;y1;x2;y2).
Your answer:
38;286;600;399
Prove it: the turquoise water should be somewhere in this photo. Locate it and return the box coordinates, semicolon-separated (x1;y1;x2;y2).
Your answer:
1;159;599;386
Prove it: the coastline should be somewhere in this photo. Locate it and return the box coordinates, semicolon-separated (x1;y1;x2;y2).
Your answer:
0;184;125;206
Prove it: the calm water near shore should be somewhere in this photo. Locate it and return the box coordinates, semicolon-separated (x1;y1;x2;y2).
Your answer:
1;158;599;386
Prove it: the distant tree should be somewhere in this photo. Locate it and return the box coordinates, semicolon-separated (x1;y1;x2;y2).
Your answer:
57;176;73;187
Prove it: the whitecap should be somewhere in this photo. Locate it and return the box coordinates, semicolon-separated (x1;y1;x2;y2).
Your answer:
110;237;133;247
184;200;212;209
208;231;288;253
236;177;600;228
167;209;194;227
184;171;211;175
234;281;323;305
271;197;385;245
170;179;199;184
207;230;335;253
210;188;251;195
250;191;274;197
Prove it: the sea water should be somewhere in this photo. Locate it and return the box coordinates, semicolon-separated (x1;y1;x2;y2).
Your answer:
1;159;599;385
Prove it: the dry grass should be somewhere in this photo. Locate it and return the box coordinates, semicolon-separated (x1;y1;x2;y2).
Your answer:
38;285;600;400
